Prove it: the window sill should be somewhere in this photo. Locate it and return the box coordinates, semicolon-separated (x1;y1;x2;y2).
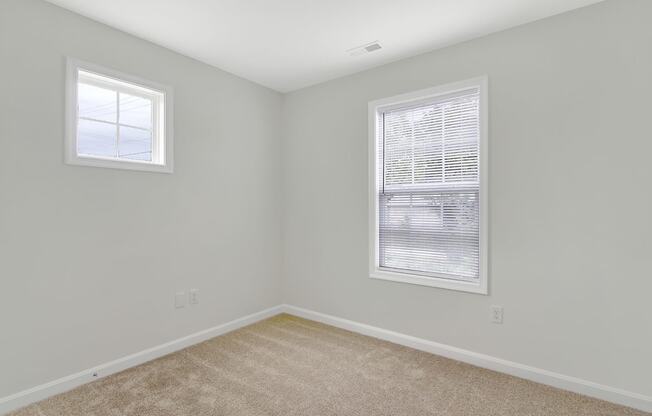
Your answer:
369;269;487;295
66;154;173;173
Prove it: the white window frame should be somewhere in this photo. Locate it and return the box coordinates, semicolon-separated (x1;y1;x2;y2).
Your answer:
368;77;488;294
65;58;174;173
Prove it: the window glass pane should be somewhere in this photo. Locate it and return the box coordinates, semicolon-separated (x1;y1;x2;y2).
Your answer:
72;68;167;168
119;126;152;161
78;83;117;123
379;191;479;280
377;86;481;282
383;90;479;189
120;93;152;129
78;119;116;157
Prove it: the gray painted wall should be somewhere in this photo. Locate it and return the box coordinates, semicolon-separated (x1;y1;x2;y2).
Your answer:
0;0;283;397
281;0;652;396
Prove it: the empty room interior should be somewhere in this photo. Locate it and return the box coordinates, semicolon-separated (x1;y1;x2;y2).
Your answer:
1;0;651;414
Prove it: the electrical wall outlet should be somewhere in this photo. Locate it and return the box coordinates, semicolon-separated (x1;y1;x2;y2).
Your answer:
175;291;186;309
189;289;199;305
491;305;504;324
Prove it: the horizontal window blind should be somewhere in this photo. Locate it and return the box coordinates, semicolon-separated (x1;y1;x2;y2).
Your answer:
377;88;480;281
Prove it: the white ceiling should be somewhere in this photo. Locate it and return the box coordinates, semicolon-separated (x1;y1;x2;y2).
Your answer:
45;0;603;92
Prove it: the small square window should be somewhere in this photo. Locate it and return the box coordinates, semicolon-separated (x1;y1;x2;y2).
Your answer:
65;59;173;173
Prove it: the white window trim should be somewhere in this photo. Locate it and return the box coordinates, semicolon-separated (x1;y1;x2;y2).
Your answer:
368;76;489;295
65;58;174;173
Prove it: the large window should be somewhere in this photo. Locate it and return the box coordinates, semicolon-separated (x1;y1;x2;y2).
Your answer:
65;59;173;173
369;77;487;294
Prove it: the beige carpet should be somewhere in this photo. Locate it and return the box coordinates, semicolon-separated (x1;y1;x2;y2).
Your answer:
9;314;648;416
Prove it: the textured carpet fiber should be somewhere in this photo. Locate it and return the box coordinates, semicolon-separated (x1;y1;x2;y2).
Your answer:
9;314;648;416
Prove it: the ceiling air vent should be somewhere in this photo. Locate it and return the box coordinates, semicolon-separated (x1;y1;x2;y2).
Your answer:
348;41;382;56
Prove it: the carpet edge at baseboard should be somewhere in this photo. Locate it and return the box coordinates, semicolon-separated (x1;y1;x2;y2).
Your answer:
0;305;283;415
1;303;649;414
281;304;652;413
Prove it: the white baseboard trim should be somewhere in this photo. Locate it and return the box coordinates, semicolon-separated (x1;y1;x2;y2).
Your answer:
0;305;283;415
2;304;649;414
281;304;652;413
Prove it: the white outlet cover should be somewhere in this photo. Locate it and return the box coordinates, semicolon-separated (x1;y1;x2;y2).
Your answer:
189;289;199;304
491;305;504;324
175;292;186;308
